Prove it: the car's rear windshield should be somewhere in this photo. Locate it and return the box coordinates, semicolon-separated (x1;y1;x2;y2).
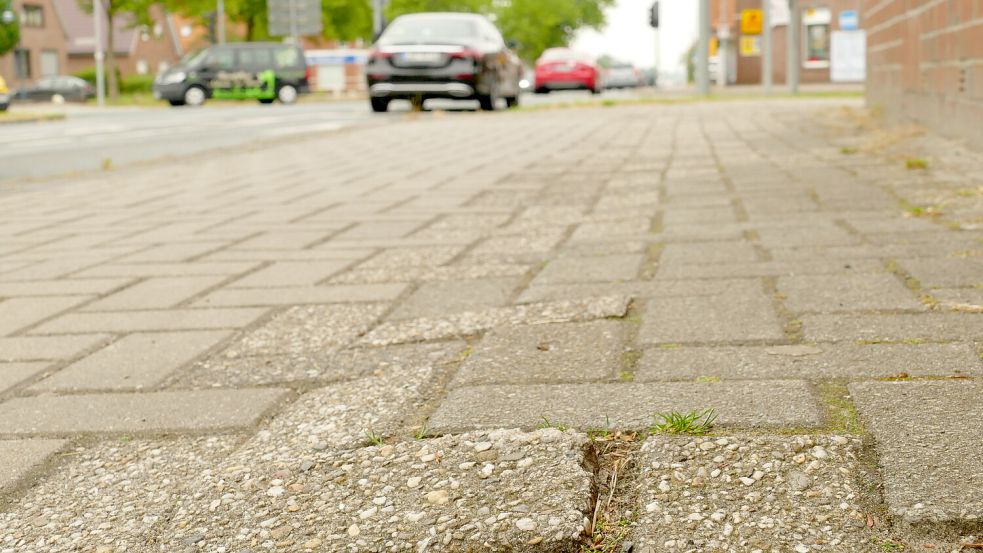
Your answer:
379;17;478;45
540;49;592;63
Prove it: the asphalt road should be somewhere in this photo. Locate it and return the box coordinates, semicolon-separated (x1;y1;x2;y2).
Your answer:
0;89;646;182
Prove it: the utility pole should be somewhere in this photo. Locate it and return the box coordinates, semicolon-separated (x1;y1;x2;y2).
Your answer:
288;0;298;43
697;0;710;95
762;0;772;93
787;0;800;94
649;2;659;88
216;0;225;43
716;0;727;86
93;0;105;106
372;0;387;39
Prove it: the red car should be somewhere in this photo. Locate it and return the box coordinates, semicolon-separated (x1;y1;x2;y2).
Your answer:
534;48;602;94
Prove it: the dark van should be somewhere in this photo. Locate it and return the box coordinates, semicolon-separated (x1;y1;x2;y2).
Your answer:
153;42;312;107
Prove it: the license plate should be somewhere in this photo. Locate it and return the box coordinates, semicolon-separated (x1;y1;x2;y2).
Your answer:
400;52;442;63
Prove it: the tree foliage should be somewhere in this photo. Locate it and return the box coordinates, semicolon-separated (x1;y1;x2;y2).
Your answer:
384;0;614;62
323;0;372;42
0;5;19;57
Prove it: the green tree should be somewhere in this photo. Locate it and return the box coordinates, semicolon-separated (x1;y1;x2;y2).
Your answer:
0;1;20;57
323;0;372;41
495;0;614;62
386;0;492;19
79;0;154;99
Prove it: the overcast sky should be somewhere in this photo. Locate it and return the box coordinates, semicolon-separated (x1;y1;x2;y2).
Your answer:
572;0;697;78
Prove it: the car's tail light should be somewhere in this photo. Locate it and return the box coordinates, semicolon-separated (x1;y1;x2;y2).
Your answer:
305;66;315;83
368;49;392;62
450;48;482;62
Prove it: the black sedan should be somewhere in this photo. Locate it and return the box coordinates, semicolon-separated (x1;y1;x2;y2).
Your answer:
365;12;523;112
17;76;95;103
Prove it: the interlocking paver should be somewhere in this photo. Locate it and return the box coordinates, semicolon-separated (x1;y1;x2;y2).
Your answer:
778;273;923;312
387;277;519;320
451;320;627;387
898;257;983;288
0;439;66;491
0;388;289;434
0;296;93;336
530;254;643;285
850;381;983;529
0;334;108;362
31;330;231;391
632;435;873;552
82;275;225;310
638;342;982;380
658;241;759;265
229;260;351;287
802;312;983;342
197;282;407;307
639;289;783;344
0;362;49;394
430;380;821;433
29;307;266;334
0;278;131;297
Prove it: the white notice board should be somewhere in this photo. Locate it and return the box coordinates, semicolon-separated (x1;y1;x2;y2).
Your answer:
830;30;866;82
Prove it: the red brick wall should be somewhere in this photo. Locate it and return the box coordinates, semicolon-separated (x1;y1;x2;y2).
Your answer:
0;0;68;88
865;0;983;143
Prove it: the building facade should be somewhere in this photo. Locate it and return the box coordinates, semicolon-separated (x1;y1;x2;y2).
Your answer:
711;0;864;85
864;0;983;144
0;0;68;88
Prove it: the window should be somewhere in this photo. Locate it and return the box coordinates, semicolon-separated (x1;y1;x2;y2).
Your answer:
14;49;31;79
40;50;58;76
21;4;43;27
802;7;831;68
273;46;301;69
206;48;235;70
239;48;274;70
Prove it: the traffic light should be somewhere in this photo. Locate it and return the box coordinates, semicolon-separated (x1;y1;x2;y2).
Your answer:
649;1;659;28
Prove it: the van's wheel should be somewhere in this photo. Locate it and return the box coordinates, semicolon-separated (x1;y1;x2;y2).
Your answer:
184;85;206;106
370;97;390;112
277;84;298;104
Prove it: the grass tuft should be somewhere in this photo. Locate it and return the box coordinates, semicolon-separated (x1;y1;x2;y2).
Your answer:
904;158;928;170
539;416;569;432
364;428;385;446
651;408;717;435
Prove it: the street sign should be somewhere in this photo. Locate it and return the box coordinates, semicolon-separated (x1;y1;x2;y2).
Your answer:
740;36;761;56
839;10;859;30
741;9;762;35
267;0;322;38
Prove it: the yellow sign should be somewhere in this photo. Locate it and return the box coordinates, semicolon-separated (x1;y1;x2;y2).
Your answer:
709;37;718;57
740;36;761;57
741;9;763;35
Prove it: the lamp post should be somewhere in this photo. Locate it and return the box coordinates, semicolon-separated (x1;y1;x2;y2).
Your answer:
93;0;105;106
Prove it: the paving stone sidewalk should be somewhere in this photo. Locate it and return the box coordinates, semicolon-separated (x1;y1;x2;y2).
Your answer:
1;98;982;552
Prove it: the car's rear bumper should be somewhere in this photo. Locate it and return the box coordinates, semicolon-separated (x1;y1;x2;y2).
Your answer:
536;79;594;90
368;81;476;99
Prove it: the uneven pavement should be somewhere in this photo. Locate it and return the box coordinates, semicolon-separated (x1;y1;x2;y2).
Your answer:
0;99;981;552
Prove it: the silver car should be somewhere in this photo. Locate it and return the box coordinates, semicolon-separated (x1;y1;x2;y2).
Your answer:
604;63;643;89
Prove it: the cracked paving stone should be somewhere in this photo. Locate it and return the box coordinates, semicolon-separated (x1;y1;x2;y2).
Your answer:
632;435;873;552
849;381;983;532
450;320;627;387
360;296;630;346
161;429;593;552
429;380;821;433
0;436;238;553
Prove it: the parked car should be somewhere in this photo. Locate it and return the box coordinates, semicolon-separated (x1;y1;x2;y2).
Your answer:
604;63;643;89
154;42;311;107
0;75;10;111
16;76;94;102
534;48;602;94
365;12;523;112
